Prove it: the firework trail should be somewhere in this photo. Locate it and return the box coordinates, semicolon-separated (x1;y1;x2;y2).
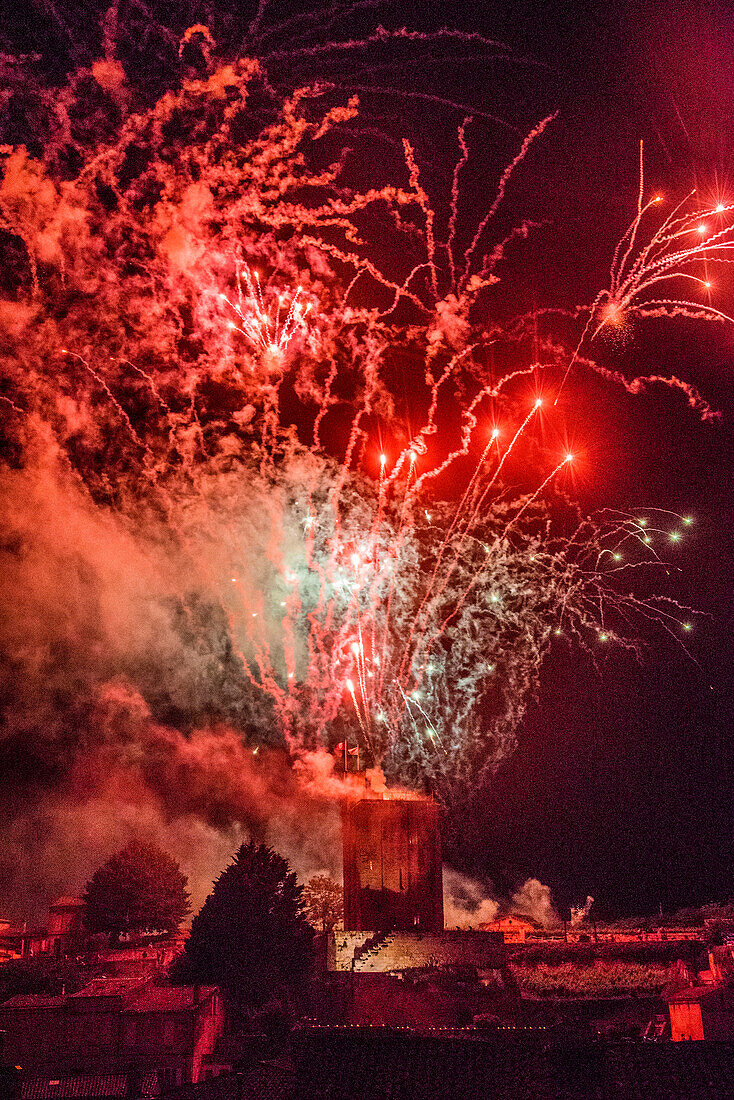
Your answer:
0;12;724;800
557;158;734;398
222;263;311;357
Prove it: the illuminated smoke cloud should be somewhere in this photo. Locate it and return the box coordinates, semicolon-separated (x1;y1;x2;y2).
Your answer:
510;878;561;929
443;869;499;929
571;895;595;925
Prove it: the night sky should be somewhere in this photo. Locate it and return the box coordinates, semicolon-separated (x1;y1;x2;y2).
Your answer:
443;0;734;917
0;0;732;921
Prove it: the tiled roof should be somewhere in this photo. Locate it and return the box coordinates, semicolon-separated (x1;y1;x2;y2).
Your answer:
1;995;67;1009
124;985;219;1013
163;1065;294;1100
669;985;731;1003
21;1072;158;1098
70;978;145;998
291;1030;734;1099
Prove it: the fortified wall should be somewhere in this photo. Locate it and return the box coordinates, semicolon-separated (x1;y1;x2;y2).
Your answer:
327;929;506;973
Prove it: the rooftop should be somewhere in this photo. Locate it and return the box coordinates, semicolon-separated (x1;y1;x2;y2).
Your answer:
21;1072;158;1098
124;985;219;1013
2;995;67;1009
49;898;85;911
291;1031;734;1099
668;985;733;1004
68;978;145;999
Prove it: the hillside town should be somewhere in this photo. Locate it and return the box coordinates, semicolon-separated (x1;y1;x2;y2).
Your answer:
1;790;733;1098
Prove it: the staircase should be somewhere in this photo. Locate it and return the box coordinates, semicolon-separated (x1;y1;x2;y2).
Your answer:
643;1014;669;1041
351;932;395;971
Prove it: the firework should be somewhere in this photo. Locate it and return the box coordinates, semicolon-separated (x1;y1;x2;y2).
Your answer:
0;22;719;798
558;145;734;397
221;263;311;361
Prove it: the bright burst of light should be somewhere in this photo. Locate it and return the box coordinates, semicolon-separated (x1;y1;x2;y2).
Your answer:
601;301;625;327
222;264;311;359
558;179;734;397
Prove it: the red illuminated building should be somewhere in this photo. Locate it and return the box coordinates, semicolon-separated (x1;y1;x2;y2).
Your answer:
342;792;444;933
0;978;225;1088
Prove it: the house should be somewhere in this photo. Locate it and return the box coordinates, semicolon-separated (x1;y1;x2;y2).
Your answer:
18;1070;159;1098
668;984;734;1041
0;898;88;961
0;918;23;962
479;915;540;943
666;942;734;1040
0;896;185;977
0;979;225;1087
45;898;87;958
122;984;225;1086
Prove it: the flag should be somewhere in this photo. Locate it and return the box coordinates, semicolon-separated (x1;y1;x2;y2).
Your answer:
334;742;346;754
348;746;359;756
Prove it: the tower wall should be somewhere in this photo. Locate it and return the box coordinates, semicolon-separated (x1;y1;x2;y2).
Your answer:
342;797;443;932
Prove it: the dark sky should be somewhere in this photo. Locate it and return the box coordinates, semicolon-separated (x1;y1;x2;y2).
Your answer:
1;0;732;920
432;0;734;917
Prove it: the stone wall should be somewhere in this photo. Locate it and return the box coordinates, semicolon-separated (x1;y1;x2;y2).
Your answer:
327;930;505;973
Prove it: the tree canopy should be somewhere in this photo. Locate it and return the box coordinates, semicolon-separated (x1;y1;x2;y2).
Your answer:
172;842;313;1015
302;875;343;933
0;957;94;1003
83;840;190;938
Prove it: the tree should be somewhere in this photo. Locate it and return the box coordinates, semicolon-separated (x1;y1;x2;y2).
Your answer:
172;842;313;1017
84;840;190;939
302;875;343;933
0;957;94;1003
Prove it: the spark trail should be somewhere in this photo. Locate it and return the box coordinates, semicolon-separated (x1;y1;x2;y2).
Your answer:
558;183;734;398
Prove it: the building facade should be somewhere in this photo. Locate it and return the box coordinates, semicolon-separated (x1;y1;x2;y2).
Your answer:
0;978;225;1087
342;794;444;933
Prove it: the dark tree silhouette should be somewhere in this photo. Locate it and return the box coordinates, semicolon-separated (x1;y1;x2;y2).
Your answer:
84;840;190;939
172;842;313;1016
0;957;93;1002
302;875;343;933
